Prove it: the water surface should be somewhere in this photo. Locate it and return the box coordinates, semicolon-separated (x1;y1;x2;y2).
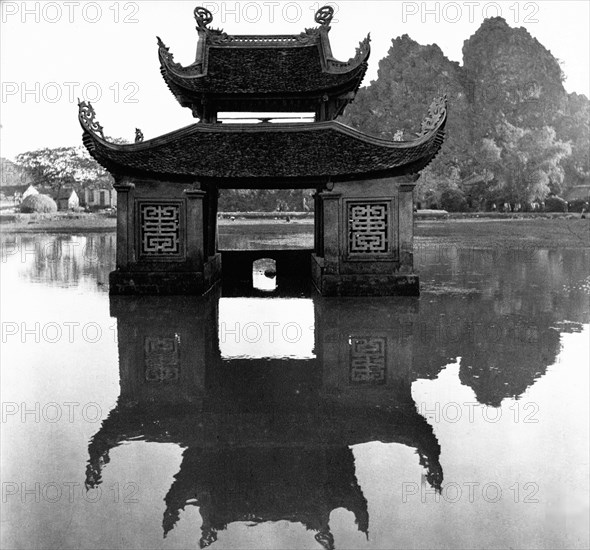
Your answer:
1;232;588;549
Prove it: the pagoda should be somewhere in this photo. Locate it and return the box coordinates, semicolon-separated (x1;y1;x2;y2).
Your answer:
79;5;447;296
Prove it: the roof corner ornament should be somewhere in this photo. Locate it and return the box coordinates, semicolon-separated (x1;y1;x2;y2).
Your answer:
194;6;213;29
156;35;167;50
157;36;182;70
325;32;370;73
420;95;448;136
78;99;105;140
315;5;334;27
135;128;144;143
348;33;371;66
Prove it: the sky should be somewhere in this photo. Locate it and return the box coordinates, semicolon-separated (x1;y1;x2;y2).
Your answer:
1;0;589;160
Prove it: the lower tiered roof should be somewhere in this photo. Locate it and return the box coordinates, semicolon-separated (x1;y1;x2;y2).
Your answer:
79;96;446;187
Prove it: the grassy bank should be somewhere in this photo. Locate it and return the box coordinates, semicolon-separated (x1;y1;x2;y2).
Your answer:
0;212;116;233
415;217;589;248
219;216;588;248
1;212;587;249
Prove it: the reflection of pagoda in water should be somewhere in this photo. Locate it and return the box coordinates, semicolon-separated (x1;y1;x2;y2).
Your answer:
84;249;589;547
86;291;443;548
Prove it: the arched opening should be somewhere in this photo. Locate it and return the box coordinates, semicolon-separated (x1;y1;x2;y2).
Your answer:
252;258;277;292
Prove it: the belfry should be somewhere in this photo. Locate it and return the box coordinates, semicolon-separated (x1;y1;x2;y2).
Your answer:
79;5;447;295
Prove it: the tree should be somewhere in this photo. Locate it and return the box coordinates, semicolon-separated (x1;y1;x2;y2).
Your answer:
341;17;586;208
0;158;35;188
493;119;571;203
14;137;127;196
15;146;107;196
440;188;468;212
415;165;462;209
555;93;590;190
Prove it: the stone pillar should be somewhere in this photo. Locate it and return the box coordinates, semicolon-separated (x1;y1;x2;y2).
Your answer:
185;185;222;293
311;177;419;296
113;179;134;269
109;178;221;295
204;188;219;258
313;192;323;256
320;190;340;275
398;183;416;272
184;187;206;271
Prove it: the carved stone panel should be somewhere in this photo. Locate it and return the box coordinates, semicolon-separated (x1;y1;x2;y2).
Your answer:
137;201;184;260
341;197;399;262
348;202;389;254
349;336;387;384
144;335;180;383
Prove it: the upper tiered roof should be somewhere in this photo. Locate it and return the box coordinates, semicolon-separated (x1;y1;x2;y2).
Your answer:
78;4;448;185
158;5;370;121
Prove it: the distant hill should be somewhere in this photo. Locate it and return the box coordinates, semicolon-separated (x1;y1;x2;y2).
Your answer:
341;17;589;209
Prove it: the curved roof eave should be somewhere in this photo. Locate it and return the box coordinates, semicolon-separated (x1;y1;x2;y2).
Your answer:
157;32;371;86
78;96;447;182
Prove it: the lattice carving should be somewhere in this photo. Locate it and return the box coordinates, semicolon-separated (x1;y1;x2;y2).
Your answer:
349;336;386;384
348;202;389;255
139;203;180;256
144;336;180;382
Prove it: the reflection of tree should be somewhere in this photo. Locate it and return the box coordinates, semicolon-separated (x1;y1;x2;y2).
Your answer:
413;247;589;406
10;234;115;289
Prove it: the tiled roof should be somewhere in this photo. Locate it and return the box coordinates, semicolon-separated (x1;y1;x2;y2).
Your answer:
159;38;369;96
53;188;77;200
79;97;447;185
156;5;370;115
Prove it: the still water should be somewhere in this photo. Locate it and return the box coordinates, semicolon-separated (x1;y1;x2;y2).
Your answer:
1;232;588;549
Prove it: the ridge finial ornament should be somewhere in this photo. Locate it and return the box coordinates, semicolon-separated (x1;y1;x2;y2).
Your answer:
135;128;144;143
194;6;213;29
78;99;105;140
315;5;334;26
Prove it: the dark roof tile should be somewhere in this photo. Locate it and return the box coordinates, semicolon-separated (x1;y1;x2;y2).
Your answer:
79;98;447;186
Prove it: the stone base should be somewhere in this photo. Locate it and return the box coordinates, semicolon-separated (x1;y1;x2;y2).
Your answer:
311;254;419;296
109;254;222;295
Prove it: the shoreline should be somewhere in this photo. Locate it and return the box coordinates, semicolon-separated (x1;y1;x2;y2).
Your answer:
1;213;588;248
